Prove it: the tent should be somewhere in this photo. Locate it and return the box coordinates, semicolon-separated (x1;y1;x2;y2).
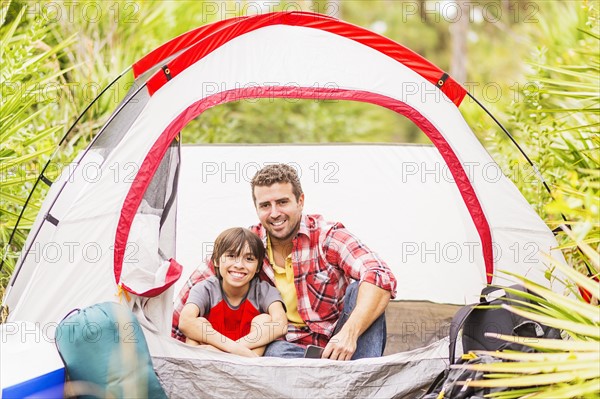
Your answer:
2;11;566;398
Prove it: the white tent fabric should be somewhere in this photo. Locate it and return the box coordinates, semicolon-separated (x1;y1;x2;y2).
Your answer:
4;143;564;324
176;144;564;305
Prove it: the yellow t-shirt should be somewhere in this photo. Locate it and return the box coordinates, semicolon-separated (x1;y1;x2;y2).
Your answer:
267;237;306;327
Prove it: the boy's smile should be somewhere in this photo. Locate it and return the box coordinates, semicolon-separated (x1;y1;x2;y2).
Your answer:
217;244;259;294
228;270;248;280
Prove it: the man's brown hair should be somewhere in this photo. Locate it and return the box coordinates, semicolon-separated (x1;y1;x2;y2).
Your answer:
211;227;265;279
251;164;303;202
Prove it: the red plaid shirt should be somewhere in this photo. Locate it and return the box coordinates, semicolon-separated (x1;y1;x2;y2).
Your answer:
172;214;397;347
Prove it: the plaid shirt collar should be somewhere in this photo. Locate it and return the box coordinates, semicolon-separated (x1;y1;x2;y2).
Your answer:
255;214;312;285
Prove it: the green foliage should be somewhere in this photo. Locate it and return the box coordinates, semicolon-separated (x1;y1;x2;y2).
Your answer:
489;1;599;271
0;2;76;285
46;0;222;146
458;250;599;398
457;3;600;395
183;98;426;144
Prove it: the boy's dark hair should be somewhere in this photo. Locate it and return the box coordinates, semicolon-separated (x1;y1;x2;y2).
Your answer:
251;164;303;203
211;228;265;279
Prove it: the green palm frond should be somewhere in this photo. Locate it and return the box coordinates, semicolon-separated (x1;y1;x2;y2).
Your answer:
0;2;76;278
457;238;600;398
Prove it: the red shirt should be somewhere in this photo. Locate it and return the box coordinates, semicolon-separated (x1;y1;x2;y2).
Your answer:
187;276;283;341
206;300;259;341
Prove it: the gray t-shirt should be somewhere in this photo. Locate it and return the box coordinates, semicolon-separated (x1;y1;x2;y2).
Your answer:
186;276;284;340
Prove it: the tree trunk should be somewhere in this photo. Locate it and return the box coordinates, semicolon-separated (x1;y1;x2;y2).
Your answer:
449;1;469;84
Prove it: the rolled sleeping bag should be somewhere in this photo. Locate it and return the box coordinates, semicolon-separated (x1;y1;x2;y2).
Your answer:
55;302;166;399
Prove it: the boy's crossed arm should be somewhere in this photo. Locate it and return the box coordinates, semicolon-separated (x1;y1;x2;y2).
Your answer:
179;301;288;358
179;304;257;357
236;301;288;355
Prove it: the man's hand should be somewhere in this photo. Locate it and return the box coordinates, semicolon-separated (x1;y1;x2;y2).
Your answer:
322;327;358;361
322;282;391;361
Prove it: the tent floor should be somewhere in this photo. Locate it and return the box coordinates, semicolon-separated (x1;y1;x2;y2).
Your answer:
384;300;460;355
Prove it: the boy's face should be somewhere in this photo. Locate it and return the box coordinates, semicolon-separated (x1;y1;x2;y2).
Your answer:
217;243;259;290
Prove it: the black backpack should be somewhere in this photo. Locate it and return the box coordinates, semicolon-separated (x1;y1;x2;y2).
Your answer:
421;285;562;399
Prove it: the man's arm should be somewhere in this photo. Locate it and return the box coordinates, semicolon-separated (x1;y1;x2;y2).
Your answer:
324;225;397;296
179;304;258;358
322;282;390;360
319;226;396;360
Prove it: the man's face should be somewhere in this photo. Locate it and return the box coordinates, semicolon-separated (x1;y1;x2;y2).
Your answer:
254;182;304;244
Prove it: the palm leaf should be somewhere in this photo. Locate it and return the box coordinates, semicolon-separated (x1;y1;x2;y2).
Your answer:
556;227;600;270
493;284;593;325
496;276;600;322
500;305;599;338
0;3;23;44
487;379;600;399
484;333;599;352
456;359;599;373
523;379;600;399
472;350;599;362
462;368;599;388
520;281;599;322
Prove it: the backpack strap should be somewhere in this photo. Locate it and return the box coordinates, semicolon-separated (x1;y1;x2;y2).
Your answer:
448;303;478;365
423;368;449;395
448;286;506;364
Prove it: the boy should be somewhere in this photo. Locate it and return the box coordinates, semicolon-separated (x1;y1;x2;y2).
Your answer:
179;228;287;357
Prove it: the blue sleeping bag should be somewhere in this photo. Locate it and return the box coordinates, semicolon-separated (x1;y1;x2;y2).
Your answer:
55;302;167;399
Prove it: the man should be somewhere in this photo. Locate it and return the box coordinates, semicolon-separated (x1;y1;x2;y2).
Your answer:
173;164;397;360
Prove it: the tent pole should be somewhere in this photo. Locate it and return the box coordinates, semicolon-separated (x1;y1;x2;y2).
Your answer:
0;67;131;273
466;92;569;223
465;92;554;196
